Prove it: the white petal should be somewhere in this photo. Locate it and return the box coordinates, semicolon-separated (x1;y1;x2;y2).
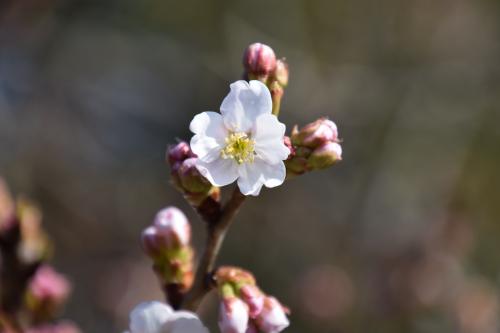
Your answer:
163;311;209;333
220;80;272;132
237;159;286;196
190;135;222;163
195;158;239;187
189;111;226;137
190;112;227;163
129;301;173;333
253;114;290;164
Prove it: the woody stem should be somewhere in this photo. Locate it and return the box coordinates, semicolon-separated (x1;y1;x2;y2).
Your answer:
183;188;246;310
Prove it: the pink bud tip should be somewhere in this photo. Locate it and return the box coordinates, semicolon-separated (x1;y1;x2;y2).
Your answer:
240;285;265;318
256;297;290;333
219;297;250;333
153;207;191;246
141;226;162;257
302;118;338;147
29;265;71;304
167;141;194;166
243;43;277;78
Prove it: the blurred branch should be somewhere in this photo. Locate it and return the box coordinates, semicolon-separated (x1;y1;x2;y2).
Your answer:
183;188;246;310
0;220;40;333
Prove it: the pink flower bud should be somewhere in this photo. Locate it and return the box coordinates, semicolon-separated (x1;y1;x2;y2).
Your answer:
167;142;194;166
255;297;290;333
29;265;71;308
218;297;250;333
178;158;212;193
141;226;163;257
243;43;277;79
153;207;191;247
293;118;339;148
307;142;342;170
240;285;265;318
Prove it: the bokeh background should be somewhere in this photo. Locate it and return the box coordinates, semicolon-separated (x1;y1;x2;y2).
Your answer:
1;0;500;332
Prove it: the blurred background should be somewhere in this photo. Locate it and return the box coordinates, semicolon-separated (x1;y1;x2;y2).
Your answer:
1;0;500;332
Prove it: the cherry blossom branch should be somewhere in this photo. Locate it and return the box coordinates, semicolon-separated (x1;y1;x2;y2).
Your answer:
183;188;246;310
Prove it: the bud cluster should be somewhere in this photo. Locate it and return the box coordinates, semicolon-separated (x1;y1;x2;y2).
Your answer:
286;117;342;177
167;142;220;209
243;43;289;116
216;266;290;333
141;207;194;293
0;178;77;331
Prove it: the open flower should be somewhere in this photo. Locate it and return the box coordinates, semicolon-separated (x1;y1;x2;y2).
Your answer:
189;80;290;196
126;301;208;333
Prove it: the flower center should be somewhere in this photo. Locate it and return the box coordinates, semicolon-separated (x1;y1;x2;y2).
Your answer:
221;132;255;164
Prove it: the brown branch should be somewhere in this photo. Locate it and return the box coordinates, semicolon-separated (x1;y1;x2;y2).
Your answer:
182;188;246;310
0;219;40;332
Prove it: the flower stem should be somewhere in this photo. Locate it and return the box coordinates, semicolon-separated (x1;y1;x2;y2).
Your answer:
183;188;246;310
270;82;284;117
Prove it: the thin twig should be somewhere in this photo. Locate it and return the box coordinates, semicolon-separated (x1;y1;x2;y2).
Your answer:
183;188;246;310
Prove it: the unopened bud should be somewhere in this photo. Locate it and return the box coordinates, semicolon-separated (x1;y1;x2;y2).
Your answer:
219;297;250;333
216;266;256;286
167;141;194;165
153;207;191;247
255;297;290;333
243;43;277;81
285;157;308;176
167;143;220;211
240;285;265;318
283;136;294;156
144;207;194;291
284;144;311;177
141;226;164;258
178;158;212;193
292;118;338;148
273;59;289;87
26;265;71;319
307;142;342;170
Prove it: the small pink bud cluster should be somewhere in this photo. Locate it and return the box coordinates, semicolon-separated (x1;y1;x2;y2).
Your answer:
26;265;71;319
0;179;80;332
243;43;290;116
286;118;342;176
216;267;290;333
167;142;220;207
141;207;194;292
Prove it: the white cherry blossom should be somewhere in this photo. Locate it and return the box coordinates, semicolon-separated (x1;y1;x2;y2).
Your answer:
189;80;290;196
126;301;208;333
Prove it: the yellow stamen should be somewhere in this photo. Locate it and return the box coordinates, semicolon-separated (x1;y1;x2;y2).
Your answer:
221;132;255;164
